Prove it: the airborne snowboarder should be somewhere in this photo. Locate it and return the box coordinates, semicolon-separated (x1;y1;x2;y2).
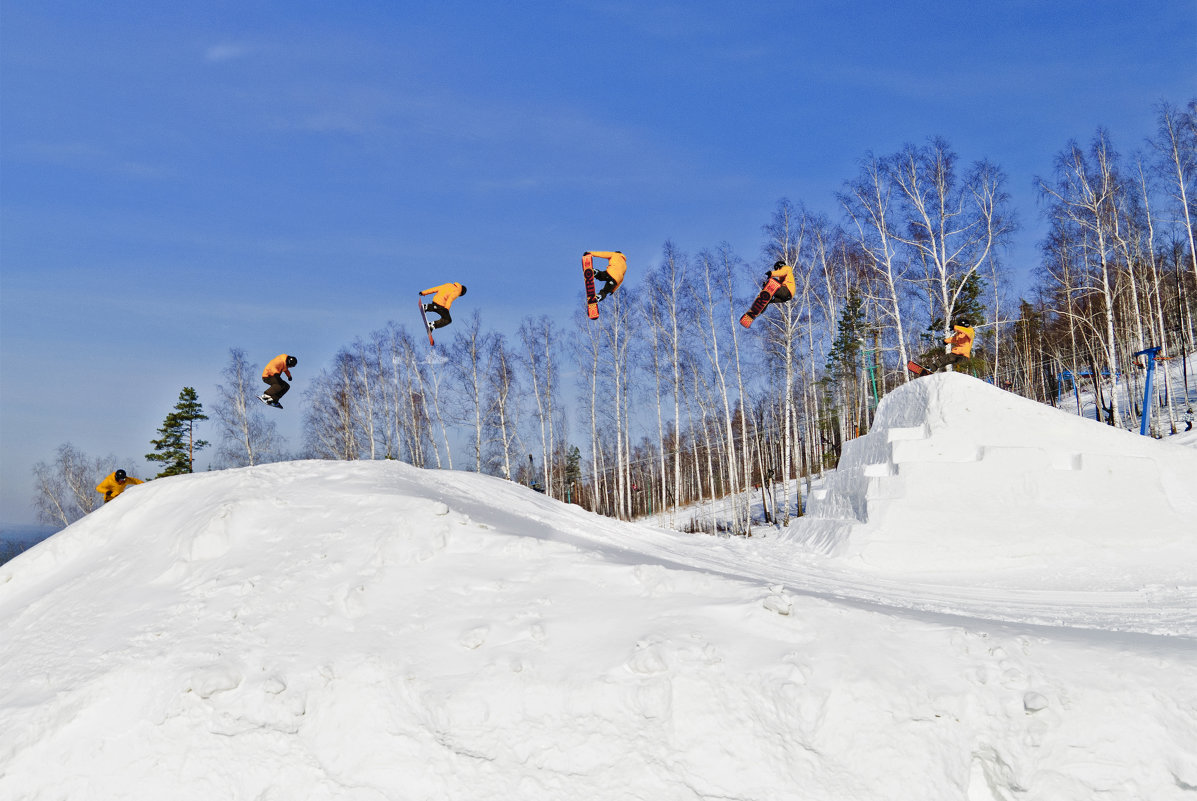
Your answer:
740;261;795;327
586;251;627;303
420;282;468;337
260;353;297;409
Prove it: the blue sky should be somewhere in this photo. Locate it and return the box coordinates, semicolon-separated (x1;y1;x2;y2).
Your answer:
1;0;1193;523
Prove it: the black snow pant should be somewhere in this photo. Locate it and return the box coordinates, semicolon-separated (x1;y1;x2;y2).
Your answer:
262;373;290;402
425;302;452;329
768;285;793;305
595;270;618;301
928;352;966;373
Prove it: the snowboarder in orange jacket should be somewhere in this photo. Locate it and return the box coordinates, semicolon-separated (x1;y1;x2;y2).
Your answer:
938;319;976;372
585;252;626;302
420;282;468;332
260;354;297;408
765;260;795;305
95;469;143;503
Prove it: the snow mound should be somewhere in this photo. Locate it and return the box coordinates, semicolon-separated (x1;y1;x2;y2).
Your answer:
786;373;1197;586
2;460;1196;800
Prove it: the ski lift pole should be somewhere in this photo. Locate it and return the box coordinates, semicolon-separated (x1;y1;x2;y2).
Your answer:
1132;347;1161;436
858;338;879;408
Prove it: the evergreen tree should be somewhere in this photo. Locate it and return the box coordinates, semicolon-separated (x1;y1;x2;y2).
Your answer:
147;387;210;477
919;273;987;363
825;290;866;383
564;444;582;502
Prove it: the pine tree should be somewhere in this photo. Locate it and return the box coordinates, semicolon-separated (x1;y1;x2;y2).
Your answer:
564;444;582;503
920;273;987;364
147;387;210;477
825;289;867;384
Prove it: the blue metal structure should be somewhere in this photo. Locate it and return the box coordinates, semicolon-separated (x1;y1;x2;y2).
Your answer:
1132;347;1162;436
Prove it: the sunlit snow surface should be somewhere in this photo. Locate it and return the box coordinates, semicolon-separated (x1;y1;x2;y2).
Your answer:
2;374;1195;800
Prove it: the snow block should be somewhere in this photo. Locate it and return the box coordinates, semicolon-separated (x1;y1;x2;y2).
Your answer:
889;437;980;464
783;373;1197;582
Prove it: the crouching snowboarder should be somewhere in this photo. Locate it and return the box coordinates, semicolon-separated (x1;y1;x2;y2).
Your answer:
96;469;143;503
260;353;297;409
938;319;976;372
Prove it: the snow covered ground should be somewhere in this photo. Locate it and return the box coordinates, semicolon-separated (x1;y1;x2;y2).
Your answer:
1;374;1195;800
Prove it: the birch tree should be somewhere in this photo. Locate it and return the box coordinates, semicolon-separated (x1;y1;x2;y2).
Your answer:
449;311;492;472
603;288;637;518
1152;100;1197;295
32;443;111;527
760;200;814;523
573;308;607;514
519;315;562;498
305;353;359;458
888;138;1014;357
1038;131;1127;424
213;348;285;467
484;334;521;480
643;241;691;520
840;153;914;376
693;246;749;533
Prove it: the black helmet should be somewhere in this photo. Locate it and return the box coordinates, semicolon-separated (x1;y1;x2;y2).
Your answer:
954;318;973;328
286;355;298;368
773;260;787;270
460;284;468;296
115;469;127;482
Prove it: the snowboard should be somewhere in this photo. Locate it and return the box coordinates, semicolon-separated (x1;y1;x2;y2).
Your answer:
418;297;435;346
739;276;783;328
907;360;934;377
258;394;283;409
582;253;599;320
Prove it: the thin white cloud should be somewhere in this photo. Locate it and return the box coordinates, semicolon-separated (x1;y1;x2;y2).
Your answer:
14;141;175;179
205;43;252;63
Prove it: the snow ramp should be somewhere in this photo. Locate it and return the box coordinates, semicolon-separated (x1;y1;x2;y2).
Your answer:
2;460;1196;799
786;373;1197;586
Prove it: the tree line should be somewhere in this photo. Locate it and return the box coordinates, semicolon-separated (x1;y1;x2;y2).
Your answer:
33;99;1196;535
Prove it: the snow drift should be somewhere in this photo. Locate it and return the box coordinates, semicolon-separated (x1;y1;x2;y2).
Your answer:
1;374;1196;800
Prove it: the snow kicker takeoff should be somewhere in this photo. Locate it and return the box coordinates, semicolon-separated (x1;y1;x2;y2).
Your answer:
740;261;795;327
582;251;626;319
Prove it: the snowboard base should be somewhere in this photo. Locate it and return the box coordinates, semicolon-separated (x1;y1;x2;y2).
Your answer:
740;277;782;328
583;253;599;320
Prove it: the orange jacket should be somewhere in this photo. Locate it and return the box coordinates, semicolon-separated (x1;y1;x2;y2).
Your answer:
263;354;293;380
588;252;626;285
946;325;975;357
95;472;143;502
768;262;796;296
421;282;465;308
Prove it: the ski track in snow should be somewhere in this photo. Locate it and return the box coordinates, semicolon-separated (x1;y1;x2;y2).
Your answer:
415;469;1197;640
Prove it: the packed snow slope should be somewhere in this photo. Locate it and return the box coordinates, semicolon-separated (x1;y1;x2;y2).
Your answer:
787;373;1197;588
1;376;1195;801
